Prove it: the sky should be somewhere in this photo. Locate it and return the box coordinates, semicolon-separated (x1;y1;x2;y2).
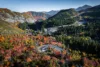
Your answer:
0;0;100;12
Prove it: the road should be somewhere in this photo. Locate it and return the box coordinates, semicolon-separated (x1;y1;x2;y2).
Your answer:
44;21;84;34
37;44;63;53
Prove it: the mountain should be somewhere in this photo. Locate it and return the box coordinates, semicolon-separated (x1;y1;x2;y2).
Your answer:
24;10;59;22
0;8;59;24
0;8;35;23
45;10;59;16
24;11;51;22
44;8;78;27
76;5;92;11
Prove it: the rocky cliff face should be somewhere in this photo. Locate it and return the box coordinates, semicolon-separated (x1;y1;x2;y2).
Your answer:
0;8;35;23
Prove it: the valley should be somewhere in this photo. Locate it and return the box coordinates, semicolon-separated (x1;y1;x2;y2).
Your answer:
0;2;100;67
44;20;84;34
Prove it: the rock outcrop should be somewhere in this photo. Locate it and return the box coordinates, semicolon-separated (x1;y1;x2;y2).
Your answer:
0;8;35;23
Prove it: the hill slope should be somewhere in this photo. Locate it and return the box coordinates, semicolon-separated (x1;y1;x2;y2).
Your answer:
0;19;23;34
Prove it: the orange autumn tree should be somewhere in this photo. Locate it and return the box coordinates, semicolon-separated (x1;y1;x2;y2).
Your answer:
0;35;5;42
42;55;51;61
26;57;32;62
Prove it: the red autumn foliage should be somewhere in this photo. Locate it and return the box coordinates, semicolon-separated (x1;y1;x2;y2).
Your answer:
42;55;51;61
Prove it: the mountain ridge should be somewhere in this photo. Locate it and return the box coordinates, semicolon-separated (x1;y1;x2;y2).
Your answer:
76;5;92;11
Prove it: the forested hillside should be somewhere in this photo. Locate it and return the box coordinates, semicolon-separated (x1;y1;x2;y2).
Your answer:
81;5;100;20
44;8;78;27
